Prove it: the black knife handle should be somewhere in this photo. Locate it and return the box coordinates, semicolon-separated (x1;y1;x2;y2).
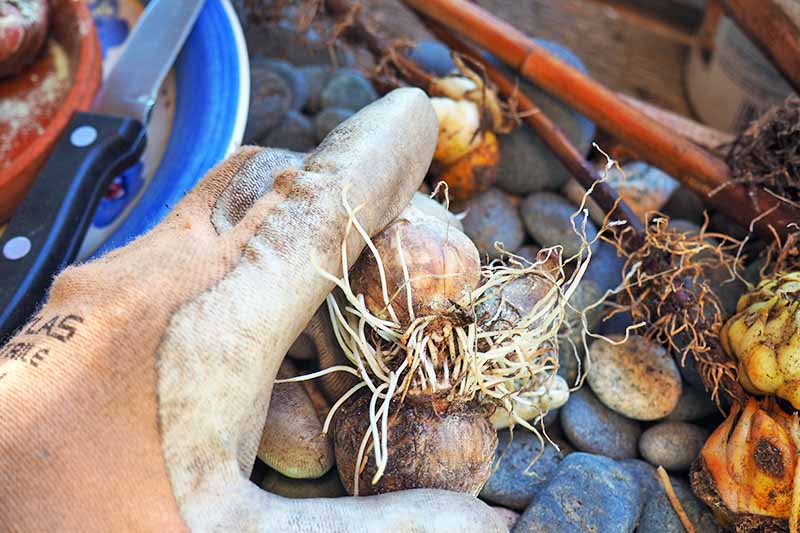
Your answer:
0;112;146;341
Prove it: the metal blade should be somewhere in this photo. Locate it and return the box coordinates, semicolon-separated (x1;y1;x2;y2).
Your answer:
91;0;206;123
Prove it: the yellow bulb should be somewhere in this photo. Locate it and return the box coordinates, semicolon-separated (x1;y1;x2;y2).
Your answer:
721;271;800;408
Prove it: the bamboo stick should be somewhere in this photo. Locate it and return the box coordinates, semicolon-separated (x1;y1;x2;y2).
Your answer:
719;0;800;95
402;0;798;238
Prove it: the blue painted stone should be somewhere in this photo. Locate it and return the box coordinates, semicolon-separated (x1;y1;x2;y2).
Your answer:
321;68;378;111
560;387;641;460
520;192;598;257
513;452;640;533
480;430;566;511
314;107;354;143
408;40;457;76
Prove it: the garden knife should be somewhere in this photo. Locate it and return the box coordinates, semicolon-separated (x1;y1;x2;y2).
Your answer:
0;0;206;341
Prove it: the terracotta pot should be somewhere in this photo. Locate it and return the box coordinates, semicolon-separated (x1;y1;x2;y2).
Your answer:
0;0;101;222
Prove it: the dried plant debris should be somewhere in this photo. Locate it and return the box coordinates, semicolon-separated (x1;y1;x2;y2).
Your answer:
727;95;800;209
607;214;745;406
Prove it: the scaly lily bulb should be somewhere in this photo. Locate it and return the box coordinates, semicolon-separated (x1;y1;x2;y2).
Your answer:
721;271;800;408
692;398;796;529
426;62;512;202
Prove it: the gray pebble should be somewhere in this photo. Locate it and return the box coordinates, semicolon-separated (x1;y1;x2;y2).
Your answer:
514;244;541;263
639;421;708;472
299;64;332;113
513;452;640;533
255;57;308;111
321;68;378;111
583;241;625;295
480;430;566;511
638;478;721;532
557;337;581;385
587;335;682;421
244;17;355;67
662;186;706;225
560;387;641;459
520;192;598;258
259;111;317;153
496;42;595;196
244;69;291;144
410;192;463;230
679;354;706;391
492;507;521;530
462;189;526;259
710;212;749;240
666;384;717;421
313;107;354;142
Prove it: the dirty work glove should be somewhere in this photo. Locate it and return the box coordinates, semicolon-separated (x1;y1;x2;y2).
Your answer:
0;88;506;532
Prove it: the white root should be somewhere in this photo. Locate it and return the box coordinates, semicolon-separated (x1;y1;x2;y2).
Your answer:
289;155;622;493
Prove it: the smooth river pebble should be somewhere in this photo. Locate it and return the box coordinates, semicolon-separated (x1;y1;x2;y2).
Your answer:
587;335;682;421
313;107;354;142
244;68;291;144
260;110;317;153
639;421;709;472
299;64;332;113
618;458;661;505
560;387;641;460
638;478;721;532
666;384;717;421
321;68;378;111
258;57;309;111
495;42;595;196
513;453;640;533
480;430;566;511
520;192;598;258
461;188;526;259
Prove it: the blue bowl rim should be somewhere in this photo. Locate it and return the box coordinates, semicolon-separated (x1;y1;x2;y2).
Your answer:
93;0;249;257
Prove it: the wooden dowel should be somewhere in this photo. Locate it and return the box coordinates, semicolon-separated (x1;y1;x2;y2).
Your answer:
402;0;798;238
719;0;800;95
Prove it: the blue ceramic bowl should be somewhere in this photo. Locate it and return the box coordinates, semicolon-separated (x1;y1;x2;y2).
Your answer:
87;0;248;258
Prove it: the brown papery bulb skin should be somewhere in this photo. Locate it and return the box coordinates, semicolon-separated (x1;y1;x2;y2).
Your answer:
333;390;497;496
691;397;796;531
432;131;499;202
350;207;481;326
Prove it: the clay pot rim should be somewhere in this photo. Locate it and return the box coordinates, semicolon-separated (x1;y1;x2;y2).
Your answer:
0;0;102;210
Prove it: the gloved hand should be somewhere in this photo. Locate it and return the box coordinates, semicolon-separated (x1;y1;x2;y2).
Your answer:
0;88;507;532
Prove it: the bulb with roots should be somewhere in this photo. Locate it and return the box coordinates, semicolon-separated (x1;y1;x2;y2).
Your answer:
324;200;582;496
